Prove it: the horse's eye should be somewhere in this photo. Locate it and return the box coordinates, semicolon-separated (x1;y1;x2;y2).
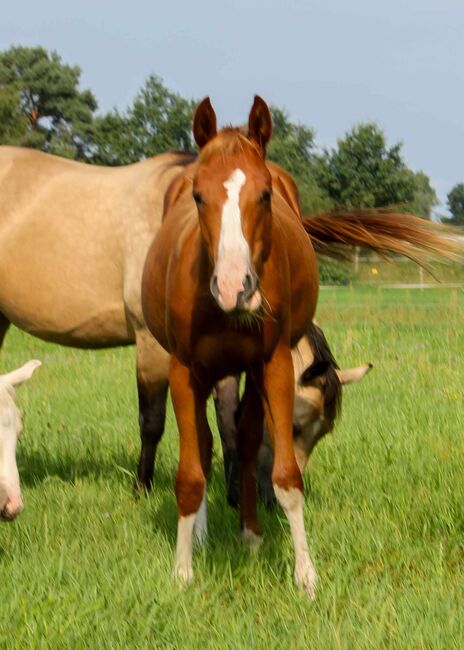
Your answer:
193;191;203;206
260;189;271;204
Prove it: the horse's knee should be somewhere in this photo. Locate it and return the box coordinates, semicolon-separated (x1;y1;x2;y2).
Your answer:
272;460;304;493
175;471;205;517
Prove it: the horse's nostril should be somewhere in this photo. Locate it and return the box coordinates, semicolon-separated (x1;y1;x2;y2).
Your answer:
236;272;259;309
243;273;253;295
210;274;219;299
243;272;258;299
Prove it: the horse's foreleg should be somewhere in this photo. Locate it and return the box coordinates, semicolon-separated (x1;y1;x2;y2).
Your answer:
170;355;208;584
237;369;264;547
213;375;240;508
134;331;170;494
263;342;317;599
136;378;168;492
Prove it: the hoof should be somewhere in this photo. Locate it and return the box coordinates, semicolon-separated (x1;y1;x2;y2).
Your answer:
133;479;152;499
295;559;317;600
173;563;194;586
241;527;262;550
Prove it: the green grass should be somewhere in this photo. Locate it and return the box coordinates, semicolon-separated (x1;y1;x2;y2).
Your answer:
354;258;464;285
1;287;463;649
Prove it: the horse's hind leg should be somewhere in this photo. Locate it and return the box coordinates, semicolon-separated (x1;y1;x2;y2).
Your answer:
134;330;170;493
193;388;213;546
213;375;240;508
237;368;264;546
256;430;277;509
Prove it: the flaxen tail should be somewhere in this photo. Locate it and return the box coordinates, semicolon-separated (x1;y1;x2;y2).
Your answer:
302;210;462;266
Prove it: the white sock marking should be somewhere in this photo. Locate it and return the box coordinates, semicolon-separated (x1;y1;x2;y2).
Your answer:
194;483;207;546
173;513;196;584
241;526;262;550
274;485;317;599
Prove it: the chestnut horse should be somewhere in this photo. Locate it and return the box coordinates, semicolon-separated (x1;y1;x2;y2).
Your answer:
142;95;460;597
142;96;327;597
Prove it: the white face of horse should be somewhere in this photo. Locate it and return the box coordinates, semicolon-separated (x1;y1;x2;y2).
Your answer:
0;360;41;521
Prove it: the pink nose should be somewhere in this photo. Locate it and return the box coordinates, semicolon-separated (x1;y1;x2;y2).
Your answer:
1;496;23;521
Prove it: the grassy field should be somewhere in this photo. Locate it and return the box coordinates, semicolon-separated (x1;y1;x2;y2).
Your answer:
1;287;463;649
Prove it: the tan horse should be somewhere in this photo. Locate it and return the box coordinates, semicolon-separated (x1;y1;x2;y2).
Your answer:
142;97;322;595
0;145;196;490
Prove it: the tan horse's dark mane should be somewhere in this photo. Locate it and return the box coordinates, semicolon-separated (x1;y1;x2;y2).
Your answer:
304;323;342;424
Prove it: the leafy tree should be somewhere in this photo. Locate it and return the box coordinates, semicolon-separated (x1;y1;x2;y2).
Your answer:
267;106;331;213
0;45;97;159
314;123;416;210
0;85;28;143
445;183;464;225
408;171;438;219
92;75;195;165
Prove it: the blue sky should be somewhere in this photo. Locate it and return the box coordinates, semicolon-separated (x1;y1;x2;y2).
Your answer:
1;0;463;215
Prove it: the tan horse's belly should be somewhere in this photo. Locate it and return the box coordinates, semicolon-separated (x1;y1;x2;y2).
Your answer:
0;277;131;348
0;214;131;348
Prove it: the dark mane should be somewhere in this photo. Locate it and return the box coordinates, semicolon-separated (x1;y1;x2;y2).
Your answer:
165;151;198;166
305;323;342;425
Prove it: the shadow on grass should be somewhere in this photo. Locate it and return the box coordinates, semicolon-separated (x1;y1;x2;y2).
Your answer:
146;461;289;576
16;445;141;488
16;441;292;580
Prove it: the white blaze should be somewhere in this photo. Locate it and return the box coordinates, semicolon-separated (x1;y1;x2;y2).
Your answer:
215;168;249;310
273;485;317;599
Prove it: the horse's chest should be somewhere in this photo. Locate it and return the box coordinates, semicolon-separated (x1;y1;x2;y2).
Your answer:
188;330;272;383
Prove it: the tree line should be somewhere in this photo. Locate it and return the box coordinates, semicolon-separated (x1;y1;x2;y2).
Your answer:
1;45;462;223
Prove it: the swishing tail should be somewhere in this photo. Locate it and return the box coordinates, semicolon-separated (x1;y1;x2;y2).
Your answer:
302;210;462;267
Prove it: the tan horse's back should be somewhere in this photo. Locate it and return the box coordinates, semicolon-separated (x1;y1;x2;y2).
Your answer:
0;146;190;346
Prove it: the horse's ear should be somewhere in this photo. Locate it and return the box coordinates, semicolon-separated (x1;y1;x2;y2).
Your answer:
336;363;373;386
193;97;217;149
248;95;272;153
1;360;41;388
